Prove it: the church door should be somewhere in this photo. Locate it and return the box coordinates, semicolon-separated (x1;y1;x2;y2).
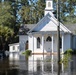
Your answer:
44;36;52;52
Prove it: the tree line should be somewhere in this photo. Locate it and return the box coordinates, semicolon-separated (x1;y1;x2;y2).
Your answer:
0;0;76;50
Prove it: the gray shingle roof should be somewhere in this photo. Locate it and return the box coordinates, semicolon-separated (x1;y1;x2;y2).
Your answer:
65;24;76;34
19;24;36;35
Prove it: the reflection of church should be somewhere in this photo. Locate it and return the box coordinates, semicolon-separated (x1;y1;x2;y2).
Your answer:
28;55;65;74
28;55;76;75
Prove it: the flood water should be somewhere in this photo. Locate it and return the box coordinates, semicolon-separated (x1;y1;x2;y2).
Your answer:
0;53;76;75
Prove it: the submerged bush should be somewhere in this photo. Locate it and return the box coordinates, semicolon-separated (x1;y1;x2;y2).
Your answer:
64;49;73;54
61;49;73;68
64;48;76;55
22;50;32;56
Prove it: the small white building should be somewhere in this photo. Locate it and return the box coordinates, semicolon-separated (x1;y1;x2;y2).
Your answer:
9;43;19;60
28;0;72;54
9;43;19;53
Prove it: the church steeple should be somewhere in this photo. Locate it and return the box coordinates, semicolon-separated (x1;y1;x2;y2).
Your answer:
45;0;54;16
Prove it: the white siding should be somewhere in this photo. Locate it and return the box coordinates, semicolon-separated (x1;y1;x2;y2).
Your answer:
28;33;72;53
9;43;19;52
54;35;57;52
19;35;28;51
64;34;72;52
34;18;57;32
40;21;57;31
33;34;42;53
28;34;33;51
29;34;60;53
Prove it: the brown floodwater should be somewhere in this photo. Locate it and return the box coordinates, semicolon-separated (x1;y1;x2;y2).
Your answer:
0;53;76;75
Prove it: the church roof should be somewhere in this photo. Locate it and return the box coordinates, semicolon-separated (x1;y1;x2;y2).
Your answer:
19;0;76;35
19;24;36;35
28;13;72;34
65;24;76;35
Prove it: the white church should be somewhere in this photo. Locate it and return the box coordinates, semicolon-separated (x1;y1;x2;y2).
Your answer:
9;0;76;55
28;0;73;54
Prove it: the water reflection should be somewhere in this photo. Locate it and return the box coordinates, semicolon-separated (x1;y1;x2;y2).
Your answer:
28;55;68;75
0;53;76;75
0;57;19;75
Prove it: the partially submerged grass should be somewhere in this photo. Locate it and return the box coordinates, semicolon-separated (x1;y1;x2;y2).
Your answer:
61;49;73;68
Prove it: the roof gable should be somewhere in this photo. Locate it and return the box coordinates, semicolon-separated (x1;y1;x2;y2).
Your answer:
29;13;71;33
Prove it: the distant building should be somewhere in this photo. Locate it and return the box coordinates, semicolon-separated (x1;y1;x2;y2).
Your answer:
9;43;19;53
9;43;19;60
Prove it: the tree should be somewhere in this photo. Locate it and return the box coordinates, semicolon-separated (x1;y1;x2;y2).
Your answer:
0;26;14;50
19;0;45;24
0;2;15;28
36;0;45;21
54;0;76;24
0;2;15;50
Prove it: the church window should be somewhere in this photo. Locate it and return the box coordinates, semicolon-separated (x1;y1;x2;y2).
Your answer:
48;2;51;7
37;37;40;48
46;36;52;42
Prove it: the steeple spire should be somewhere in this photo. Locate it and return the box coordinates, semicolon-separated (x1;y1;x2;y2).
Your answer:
45;0;54;16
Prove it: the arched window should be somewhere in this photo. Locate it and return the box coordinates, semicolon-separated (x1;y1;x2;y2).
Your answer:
46;36;52;42
48;2;51;7
60;37;62;48
25;40;28;50
37;37;40;48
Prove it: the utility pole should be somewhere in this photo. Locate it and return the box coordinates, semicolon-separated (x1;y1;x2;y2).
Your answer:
57;0;60;75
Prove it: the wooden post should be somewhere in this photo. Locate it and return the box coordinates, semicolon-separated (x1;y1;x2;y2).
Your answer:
57;0;61;75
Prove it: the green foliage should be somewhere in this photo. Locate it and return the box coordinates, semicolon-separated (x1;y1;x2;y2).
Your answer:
64;49;73;54
19;0;45;24
0;1;17;50
0;2;15;27
60;54;70;69
19;0;76;24
64;49;76;55
22;50;32;56
54;0;76;23
0;26;14;41
0;25;14;50
61;49;73;68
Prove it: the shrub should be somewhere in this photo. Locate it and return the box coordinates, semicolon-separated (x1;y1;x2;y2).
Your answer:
25;50;32;56
61;49;73;68
22;50;32;56
64;49;73;54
